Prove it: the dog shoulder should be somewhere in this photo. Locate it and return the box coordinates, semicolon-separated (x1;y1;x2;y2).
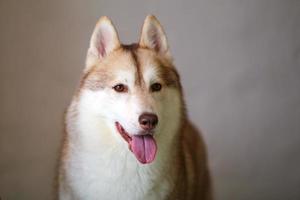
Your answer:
182;121;212;200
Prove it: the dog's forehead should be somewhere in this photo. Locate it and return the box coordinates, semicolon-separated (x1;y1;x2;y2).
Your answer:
134;48;178;87
92;49;137;82
105;47;162;82
101;49;137;71
134;49;162;82
86;45;178;90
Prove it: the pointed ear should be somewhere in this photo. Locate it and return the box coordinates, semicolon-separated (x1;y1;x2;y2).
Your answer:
139;15;169;55
86;16;120;66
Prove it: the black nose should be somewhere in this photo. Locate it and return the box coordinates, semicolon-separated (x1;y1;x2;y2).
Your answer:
139;113;158;131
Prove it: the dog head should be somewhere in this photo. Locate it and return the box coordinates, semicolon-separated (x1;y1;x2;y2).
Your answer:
77;16;184;164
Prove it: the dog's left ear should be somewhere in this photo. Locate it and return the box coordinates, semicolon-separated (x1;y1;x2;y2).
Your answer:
139;15;170;56
86;16;120;69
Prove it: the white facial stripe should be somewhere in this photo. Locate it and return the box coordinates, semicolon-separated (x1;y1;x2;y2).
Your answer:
143;64;160;85
114;70;135;87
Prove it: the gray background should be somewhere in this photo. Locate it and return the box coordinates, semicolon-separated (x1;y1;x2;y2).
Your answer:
0;0;299;199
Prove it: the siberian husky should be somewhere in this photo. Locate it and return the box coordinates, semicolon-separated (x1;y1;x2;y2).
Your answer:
58;15;212;200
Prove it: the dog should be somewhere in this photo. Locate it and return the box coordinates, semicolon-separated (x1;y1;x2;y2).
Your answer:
58;15;212;200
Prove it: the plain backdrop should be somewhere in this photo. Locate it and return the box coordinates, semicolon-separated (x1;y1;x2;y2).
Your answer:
0;0;300;199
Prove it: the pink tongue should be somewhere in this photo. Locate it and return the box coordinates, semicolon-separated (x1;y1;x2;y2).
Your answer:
130;135;157;164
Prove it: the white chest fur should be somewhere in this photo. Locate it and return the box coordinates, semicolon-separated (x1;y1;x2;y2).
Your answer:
64;146;173;200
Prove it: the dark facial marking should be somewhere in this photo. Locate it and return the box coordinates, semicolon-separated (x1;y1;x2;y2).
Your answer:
160;66;180;87
121;44;144;87
155;58;180;88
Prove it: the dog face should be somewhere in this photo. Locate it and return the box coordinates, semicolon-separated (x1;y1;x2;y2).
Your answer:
77;16;183;164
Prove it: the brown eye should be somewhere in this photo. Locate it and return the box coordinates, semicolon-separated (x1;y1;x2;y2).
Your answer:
151;83;162;92
113;84;128;93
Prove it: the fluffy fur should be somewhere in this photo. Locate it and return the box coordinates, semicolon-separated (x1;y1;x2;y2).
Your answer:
58;15;212;200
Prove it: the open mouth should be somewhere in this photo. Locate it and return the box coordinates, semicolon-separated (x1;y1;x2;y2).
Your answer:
115;122;157;164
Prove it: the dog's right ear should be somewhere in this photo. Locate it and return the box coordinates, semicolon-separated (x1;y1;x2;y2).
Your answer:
86;16;120;69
